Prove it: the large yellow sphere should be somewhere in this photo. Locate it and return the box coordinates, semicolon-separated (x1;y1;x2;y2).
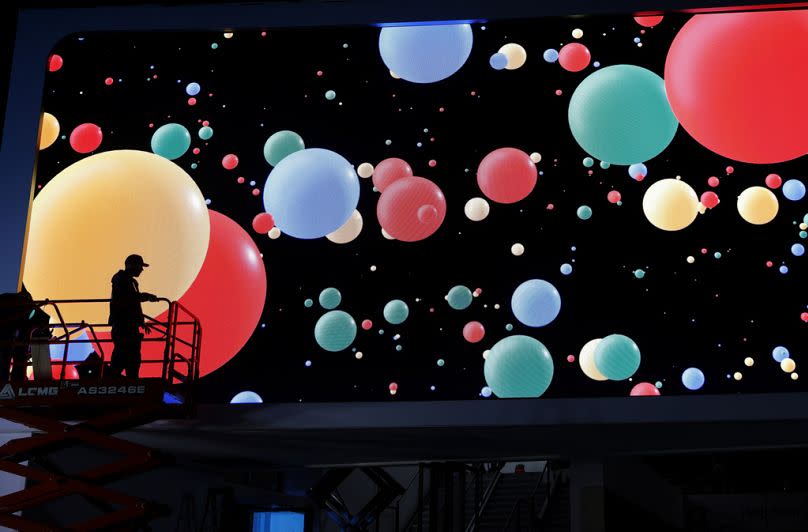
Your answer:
642;178;699;231
781;358;796;373
39;112;60;150
326;209;363;244
579;338;607;381
24;150;210;325
737;186;779;225
498;43;527;70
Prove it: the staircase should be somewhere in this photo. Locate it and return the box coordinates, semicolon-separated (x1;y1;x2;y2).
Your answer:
478;473;544;531
411;469;497;531
542;478;570;532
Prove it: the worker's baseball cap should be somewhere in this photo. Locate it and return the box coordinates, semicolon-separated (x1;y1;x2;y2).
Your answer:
125;254;149;268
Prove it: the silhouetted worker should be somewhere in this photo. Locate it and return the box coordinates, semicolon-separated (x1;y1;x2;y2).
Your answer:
19;285;51;380
109;254;158;378
0;286;42;382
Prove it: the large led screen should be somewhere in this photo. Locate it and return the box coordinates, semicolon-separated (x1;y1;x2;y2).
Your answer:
26;9;807;403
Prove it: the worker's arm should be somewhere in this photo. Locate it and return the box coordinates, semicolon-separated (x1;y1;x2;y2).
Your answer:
139;292;159;303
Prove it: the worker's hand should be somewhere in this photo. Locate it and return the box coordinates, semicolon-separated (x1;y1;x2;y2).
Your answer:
142;324;153;335
147;294;159;302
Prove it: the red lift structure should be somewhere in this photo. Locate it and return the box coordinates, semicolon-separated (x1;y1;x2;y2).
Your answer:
0;298;201;531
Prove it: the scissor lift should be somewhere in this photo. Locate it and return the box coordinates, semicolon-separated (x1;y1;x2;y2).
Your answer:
0;298;201;531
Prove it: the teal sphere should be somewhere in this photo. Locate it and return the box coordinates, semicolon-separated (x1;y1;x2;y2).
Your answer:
319;287;342;309
577;205;593;220
325;90;336;100
583;157;594;168
151;123;191;160
314;310;356;352
483;335;554;398
569;64;678;165
384;299;409;325
263;130;305;166
304;298;313;308
198;126;213;140
594;333;641;380
447;285;472;310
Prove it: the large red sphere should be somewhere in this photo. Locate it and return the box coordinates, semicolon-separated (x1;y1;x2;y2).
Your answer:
665;11;808;163
69;123;103;154
558;43;591;72
372;158;413;192
630;382;661;396
95;211;267;378
377;176;446;242
477;147;537;204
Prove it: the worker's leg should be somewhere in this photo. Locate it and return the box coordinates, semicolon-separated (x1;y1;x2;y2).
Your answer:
9;346;27;381
124;333;142;379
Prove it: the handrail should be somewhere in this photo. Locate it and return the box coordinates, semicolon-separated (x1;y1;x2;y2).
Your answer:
464;465;503;532
0;297;201;402
502;462;552;532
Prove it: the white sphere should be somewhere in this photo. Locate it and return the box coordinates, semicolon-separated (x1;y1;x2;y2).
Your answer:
464;197;490;221
511;243;525;256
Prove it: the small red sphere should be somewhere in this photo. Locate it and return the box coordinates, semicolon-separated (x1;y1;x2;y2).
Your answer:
104;77;113;85
766;260;773;267
725;166;734;174
222;154;239;170
188;97;197;106
707;176;720;187
765;173;782;189
361;319;373;330
252;188;260;196
607;190;621;204
428;159;437;168
700;191;720;209
801;312;808;322
237;177;245;184
48;54;63;72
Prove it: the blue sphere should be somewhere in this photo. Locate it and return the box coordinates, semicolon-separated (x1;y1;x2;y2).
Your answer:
484;335;554;398
783;179;806;201
314;310;357;352
319;287;342;309
379;24;473;83
511;279;561;327
481;386;493;398
49;330;94;363
628;163;647;180
560;263;573;275
230;391;263;404
681;367;705;391
594;334;641;380
150;123;191;160
489;52;508;70
780;265;789;274
792;243;805;257
773;346;790;363
384;299;409;325
264;148;359;239
543;48;559;62
186;82;201;96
